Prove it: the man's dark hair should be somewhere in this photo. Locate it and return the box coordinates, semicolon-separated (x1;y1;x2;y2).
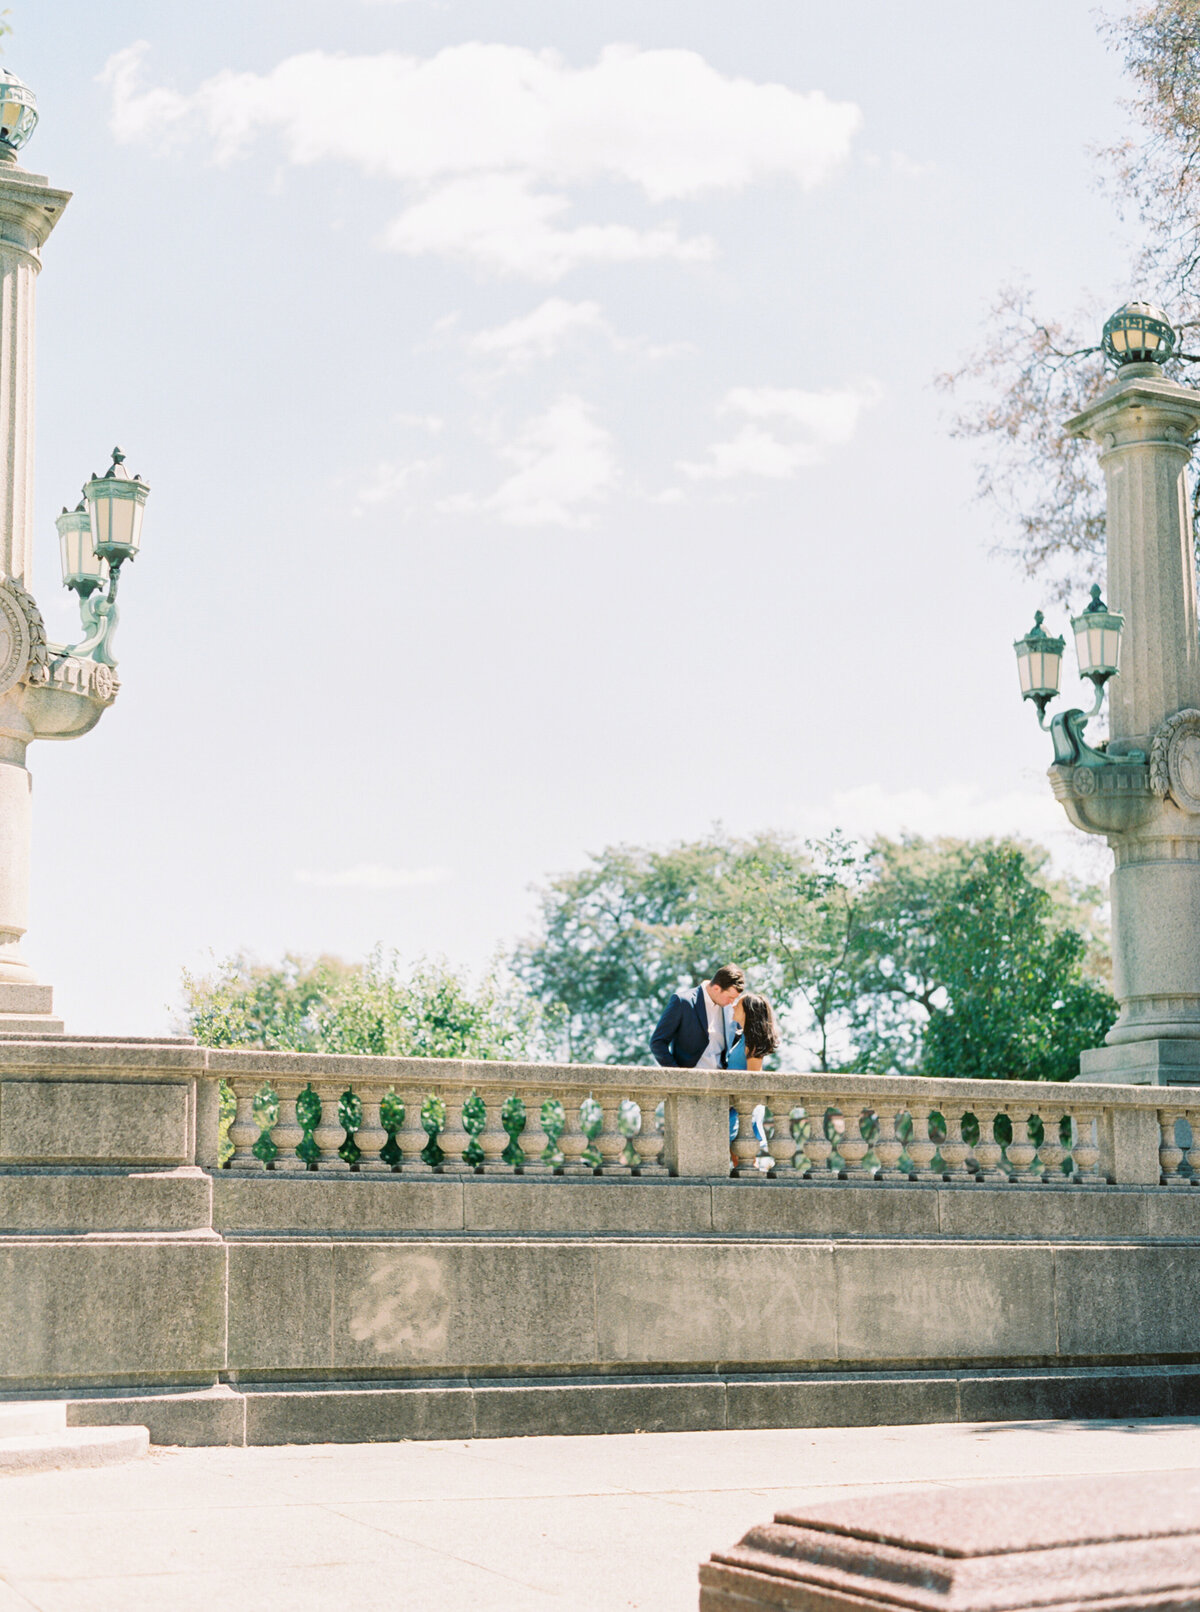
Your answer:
741;993;781;1060
711;964;746;992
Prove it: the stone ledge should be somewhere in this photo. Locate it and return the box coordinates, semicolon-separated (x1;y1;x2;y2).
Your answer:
55;1365;1200;1447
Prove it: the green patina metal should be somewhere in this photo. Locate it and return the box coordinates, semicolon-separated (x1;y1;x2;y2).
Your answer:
337;1086;363;1168
379;1089;405;1170
296;1083;322;1168
579;1096;604;1169
461;1089;487;1169
617;1098;642;1168
500;1094;526;1167
1101;300;1175;367
420;1093;447;1169
539;1098;566;1168
251;1081;280;1168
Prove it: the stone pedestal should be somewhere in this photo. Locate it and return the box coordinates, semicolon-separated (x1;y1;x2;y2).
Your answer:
1063;366;1200;1070
701;1470;1200;1610
1081;1038;1200;1084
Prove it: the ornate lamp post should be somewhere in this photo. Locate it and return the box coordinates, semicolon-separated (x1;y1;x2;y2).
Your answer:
0;71;149;1032
1014;300;1200;1082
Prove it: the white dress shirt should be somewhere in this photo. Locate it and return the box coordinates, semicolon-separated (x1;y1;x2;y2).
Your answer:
695;985;727;1070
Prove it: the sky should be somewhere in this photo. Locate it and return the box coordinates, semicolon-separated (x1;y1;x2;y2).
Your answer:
10;1;1140;1033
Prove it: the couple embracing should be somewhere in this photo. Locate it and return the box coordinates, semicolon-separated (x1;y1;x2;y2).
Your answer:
649;964;780;1072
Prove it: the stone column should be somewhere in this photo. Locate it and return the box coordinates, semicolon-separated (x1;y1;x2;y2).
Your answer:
0;154;69;587
1067;369;1200;1079
0;155;69;1032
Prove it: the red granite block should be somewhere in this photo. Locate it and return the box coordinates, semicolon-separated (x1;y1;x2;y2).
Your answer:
700;1469;1200;1610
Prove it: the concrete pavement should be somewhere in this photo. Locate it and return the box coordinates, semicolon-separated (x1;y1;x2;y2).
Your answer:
2;1417;1200;1609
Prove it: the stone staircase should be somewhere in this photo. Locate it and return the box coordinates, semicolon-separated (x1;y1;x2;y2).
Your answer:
0;1402;148;1475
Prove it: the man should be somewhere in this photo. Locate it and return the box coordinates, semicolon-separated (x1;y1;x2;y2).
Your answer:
650;965;745;1069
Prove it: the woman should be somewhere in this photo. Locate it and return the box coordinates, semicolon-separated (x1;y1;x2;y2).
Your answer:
726;992;781;1072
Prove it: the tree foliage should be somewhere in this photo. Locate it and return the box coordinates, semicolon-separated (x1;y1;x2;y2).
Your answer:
182;949;547;1061
851;839;1116;1080
515;830;1114;1079
939;2;1200;598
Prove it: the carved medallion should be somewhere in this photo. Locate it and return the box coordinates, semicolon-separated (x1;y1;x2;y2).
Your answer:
1150;709;1200;812
92;665;115;700
0;582;32;696
1072;766;1098;796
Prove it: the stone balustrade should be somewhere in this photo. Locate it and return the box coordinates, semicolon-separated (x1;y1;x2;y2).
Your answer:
0;1040;1194;1186
201;1052;1189;1188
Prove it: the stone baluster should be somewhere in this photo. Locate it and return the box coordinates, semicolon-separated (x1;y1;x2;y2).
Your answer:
593;1097;624;1174
1184;1108;1200;1183
837;1106;874;1179
634;1094;666;1173
355;1094;388;1169
437;1095;472;1172
228;1085;259;1166
1037;1112;1069;1183
937;1105;973;1182
803;1102;838;1177
557;1097;589;1173
821;1104;848;1176
1159;1109;1186;1184
1070;1108;1103;1183
870;1103;906;1180
971;1106;1008;1183
731;1097;761;1177
905;1107;939;1182
271;1084;304;1169
312;1085;344;1165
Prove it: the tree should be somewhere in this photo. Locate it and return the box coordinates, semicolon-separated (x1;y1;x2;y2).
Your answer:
852;838;1117;1080
512;837;733;1064
939;3;1200;597
181;949;547;1061
515;829;1115;1077
705;832;873;1072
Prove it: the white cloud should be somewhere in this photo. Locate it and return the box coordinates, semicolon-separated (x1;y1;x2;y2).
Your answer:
353;456;438;513
393;412;444;432
679;381;882;480
465;298;608;366
384;174;711;279
463;297;691;372
102;41;861;279
441;395;616;527
294;863;452;889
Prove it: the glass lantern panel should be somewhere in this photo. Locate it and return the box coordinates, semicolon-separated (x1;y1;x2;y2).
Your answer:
1017;655;1033;695
1111;326;1128;352
1102;625;1121;670
1039;650;1063;693
1143;326;1161;349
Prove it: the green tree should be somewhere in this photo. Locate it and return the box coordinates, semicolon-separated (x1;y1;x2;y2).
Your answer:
705;831;873;1071
182;949;546;1060
852;838;1117;1080
515;829;877;1068
513;838;727;1063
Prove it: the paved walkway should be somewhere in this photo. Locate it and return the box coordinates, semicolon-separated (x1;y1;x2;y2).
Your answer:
2;1417;1200;1609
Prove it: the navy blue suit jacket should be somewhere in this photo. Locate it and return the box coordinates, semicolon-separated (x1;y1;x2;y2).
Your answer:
651;985;721;1069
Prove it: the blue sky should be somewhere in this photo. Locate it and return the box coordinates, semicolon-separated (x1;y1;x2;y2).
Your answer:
16;2;1135;1032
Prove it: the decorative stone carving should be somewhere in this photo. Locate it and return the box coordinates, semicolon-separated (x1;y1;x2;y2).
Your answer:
6;577;48;686
1150;709;1200;810
0;579;32;695
1072;766;1097;796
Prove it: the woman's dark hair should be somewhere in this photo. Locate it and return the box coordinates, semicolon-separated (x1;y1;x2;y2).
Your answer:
741;993;780;1060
